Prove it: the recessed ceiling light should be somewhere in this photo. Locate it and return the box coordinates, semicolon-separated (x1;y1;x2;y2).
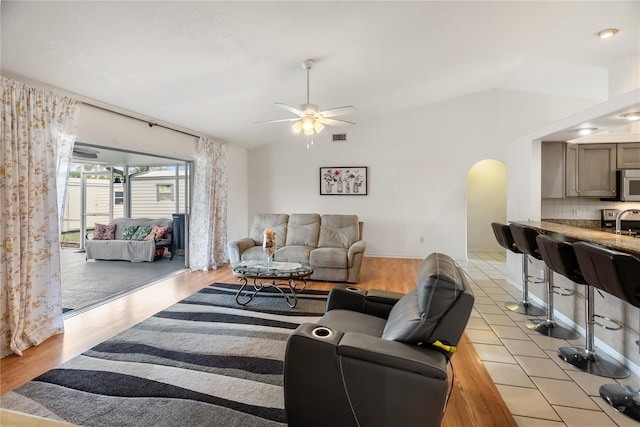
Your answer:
620;111;640;121
597;28;619;39
576;127;598;135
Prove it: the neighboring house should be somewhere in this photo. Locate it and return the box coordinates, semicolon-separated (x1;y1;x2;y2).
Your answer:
63;171;187;234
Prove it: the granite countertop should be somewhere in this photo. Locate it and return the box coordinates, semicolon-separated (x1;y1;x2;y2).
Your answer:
511;220;640;258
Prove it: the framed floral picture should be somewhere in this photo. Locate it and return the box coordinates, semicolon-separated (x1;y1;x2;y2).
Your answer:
320;167;368;195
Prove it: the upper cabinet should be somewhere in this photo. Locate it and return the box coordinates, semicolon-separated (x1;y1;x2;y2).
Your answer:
617;143;640;169
575;144;616;197
541;141;566;198
542;142;617;198
565;143;579;197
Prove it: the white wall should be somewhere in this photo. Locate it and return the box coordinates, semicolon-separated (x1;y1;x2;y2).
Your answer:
609;55;640;98
74;104;249;246
76;105;198;160
247;89;598;260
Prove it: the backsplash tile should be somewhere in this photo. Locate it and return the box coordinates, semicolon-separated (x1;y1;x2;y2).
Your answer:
541;198;640;220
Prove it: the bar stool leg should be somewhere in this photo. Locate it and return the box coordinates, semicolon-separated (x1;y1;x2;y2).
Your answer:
557;285;630;378
504;254;546;316
599;384;640;422
598;315;640;422
526;266;579;339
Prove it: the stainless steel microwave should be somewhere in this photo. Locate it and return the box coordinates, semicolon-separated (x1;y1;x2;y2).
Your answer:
621;170;640;201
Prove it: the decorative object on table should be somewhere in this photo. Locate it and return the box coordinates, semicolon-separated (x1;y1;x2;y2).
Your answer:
263;228;277;263
320;167;367;195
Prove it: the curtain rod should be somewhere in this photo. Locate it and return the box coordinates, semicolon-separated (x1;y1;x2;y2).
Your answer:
83;102;201;139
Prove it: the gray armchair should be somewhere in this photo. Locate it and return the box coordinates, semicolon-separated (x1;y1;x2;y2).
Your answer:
283;252;474;427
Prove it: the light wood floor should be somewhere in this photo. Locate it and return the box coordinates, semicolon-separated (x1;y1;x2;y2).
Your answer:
0;257;516;427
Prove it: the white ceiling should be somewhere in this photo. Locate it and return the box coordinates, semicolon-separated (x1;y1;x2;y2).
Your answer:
2;1;639;150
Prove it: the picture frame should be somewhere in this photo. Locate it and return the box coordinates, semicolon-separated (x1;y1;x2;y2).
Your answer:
320;167;368;195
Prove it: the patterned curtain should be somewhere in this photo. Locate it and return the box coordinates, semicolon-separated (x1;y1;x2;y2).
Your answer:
189;137;229;271
0;76;80;357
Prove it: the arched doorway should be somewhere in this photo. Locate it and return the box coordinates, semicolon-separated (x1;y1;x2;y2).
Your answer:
466;159;506;253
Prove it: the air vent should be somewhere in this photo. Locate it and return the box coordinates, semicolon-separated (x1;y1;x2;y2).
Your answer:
332;133;347;142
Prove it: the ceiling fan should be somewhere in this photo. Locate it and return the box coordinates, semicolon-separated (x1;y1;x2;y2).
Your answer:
254;59;357;137
72;146;99;159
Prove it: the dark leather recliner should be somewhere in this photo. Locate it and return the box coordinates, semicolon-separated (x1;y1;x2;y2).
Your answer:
283;252;475;427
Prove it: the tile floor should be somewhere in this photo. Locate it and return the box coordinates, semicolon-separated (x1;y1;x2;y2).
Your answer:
459;252;639;427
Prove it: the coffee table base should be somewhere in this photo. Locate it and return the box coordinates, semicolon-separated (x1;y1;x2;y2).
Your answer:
235;277;307;308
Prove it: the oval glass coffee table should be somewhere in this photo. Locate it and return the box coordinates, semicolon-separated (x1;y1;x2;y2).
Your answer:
230;260;313;308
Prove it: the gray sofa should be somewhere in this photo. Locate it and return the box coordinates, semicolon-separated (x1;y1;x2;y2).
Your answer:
85;218;173;262
227;213;366;283
283;252;474;427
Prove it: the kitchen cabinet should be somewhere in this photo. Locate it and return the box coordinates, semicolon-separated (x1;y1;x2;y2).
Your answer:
565;143;579;197
542;142;616;198
541;141;566;198
617;143;640;169
574;143;616;197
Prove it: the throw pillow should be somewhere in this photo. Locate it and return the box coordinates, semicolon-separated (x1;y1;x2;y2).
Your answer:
131;226;153;241
144;225;169;241
121;225;139;240
93;223;116;240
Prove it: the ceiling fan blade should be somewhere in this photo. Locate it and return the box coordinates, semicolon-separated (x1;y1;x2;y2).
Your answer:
319;117;356;127
318;105;358;118
72;147;99;159
253;117;300;124
275;103;304;117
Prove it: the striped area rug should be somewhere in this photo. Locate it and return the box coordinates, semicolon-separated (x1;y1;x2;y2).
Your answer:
1;283;329;426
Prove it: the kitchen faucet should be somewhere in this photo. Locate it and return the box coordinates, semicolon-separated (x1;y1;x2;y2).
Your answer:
615;209;640;234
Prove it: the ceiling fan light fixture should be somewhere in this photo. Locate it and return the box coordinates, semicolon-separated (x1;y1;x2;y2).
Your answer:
302;117;315;131
256;59;356;144
292;120;303;133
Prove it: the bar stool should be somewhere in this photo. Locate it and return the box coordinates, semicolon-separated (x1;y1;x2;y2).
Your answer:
490;222;545;316
510;224;578;339
536;235;623;378
573;242;639;421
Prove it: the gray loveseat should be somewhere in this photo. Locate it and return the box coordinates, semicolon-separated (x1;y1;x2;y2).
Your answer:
227;213;366;283
283;252;474;427
85;218;173;262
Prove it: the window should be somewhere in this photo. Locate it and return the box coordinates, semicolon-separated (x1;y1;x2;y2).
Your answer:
156;184;174;202
114;191;124;205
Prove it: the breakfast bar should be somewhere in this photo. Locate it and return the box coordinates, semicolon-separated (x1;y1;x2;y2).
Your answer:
504;220;640;395
509;220;640;258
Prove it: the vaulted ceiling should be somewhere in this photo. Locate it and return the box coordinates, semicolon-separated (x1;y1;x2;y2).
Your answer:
2;1;639;149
